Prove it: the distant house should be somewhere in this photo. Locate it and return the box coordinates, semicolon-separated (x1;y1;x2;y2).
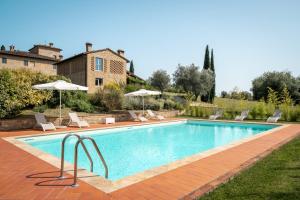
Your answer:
126;71;146;84
0;43;62;75
56;43;129;93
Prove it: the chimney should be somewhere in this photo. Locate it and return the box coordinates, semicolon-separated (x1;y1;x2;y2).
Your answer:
86;42;92;52
9;45;15;52
49;42;54;47
117;49;125;57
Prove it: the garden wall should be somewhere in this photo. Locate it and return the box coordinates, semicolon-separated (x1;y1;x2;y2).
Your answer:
0;110;179;131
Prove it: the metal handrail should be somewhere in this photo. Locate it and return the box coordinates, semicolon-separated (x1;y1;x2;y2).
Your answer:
59;133;94;178
72;136;108;187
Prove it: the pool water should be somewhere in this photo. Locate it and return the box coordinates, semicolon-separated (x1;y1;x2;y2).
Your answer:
20;120;278;181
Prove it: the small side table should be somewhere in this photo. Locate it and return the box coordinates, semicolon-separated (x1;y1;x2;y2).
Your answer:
104;117;115;124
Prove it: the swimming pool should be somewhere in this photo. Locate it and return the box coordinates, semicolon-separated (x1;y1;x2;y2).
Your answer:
19;120;278;181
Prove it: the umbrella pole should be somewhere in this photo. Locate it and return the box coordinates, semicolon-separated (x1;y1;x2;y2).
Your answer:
142;96;144;115
59;90;62;126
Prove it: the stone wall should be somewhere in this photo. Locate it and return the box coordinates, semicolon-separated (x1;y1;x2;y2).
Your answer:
86;50;127;93
0;54;57;75
0;110;179;131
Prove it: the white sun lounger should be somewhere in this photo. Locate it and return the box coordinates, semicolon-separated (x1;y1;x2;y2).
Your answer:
209;110;223;120
267;110;282;123
147;110;165;120
128;111;148;122
68;112;89;128
34;113;56;132
235;110;249;121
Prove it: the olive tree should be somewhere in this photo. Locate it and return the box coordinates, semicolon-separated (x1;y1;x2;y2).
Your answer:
251;71;300;103
149;70;171;93
173;64;213;100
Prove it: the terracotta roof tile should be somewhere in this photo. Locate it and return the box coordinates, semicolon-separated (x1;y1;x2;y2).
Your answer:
0;50;59;62
55;48;129;64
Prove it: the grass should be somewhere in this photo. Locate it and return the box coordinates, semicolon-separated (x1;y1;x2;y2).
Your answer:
200;137;300;200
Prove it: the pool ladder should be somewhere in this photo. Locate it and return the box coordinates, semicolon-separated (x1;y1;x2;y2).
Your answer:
59;133;108;187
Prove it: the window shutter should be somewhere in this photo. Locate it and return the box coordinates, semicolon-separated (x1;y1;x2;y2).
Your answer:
110;60;123;74
91;56;95;71
104;59;107;72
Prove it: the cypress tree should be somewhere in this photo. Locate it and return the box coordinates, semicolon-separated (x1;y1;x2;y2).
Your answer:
210;49;215;72
203;45;210;70
129;60;135;74
210;49;216;103
201;45;210;102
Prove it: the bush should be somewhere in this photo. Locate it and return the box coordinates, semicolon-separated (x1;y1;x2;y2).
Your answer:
122;97;141;110
0;69;66;119
163;99;176;110
47;90;94;113
183;97;300;122
184;106;214;118
124;83;155;93
93;83;124;111
33;105;48;113
289;106;300;122
280;104;290;121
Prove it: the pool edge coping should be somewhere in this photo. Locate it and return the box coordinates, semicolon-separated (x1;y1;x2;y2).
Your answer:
3;119;289;193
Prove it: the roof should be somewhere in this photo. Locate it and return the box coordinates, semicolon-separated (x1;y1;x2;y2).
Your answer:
55;48;129;64
0;50;59;62
127;71;145;81
28;44;62;52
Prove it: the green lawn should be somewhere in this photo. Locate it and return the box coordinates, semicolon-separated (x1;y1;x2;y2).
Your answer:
200;137;300;200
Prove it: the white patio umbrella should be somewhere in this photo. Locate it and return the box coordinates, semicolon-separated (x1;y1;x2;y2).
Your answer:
32;80;88;126
124;89;161;114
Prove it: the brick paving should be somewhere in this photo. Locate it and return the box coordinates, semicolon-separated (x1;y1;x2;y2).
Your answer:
0;120;299;200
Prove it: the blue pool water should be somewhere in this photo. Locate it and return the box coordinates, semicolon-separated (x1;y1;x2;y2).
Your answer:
20;121;278;181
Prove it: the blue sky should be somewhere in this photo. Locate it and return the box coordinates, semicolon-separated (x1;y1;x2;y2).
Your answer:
1;0;299;94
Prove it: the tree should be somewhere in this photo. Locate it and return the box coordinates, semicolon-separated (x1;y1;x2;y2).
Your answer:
221;91;229;98
209;49;216;103
220;88;252;100
230;86;241;100
240;91;252;100
281;85;293;105
267;87;280;107
195;69;214;99
149;70;170;93
251;71;300;103
203;45;210;70
173;64;213;100
129;60;134;74
0;69;67;119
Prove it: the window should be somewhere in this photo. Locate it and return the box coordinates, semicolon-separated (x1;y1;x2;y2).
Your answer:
95;78;103;86
29;61;35;67
2;57;7;64
53;65;57;70
24;60;28;66
95;57;103;71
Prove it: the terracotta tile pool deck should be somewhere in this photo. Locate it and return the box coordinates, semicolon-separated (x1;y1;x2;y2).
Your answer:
0;119;300;200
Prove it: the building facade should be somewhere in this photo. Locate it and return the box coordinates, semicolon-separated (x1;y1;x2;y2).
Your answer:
57;43;129;93
0;43;62;75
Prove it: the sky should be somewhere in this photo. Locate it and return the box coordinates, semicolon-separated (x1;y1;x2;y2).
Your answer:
1;0;300;94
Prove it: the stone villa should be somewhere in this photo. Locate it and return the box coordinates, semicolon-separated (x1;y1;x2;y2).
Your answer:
0;43;62;75
56;43;129;93
0;42;141;93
